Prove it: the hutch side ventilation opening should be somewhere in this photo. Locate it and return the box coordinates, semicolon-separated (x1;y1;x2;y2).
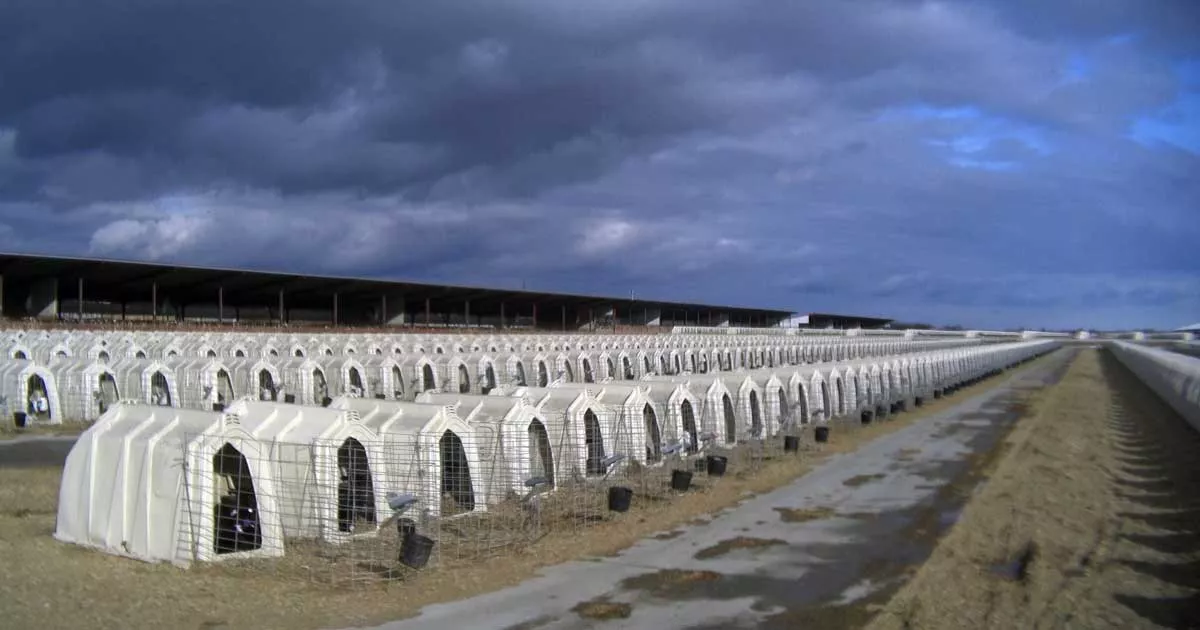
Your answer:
457;364;471;394
481;365;496;395
582;359;594;383
643;404;662;463
349;367;365;394
213;443;262;554
515;362;527;387
583;409;606;476
777;388;790;429
150;371;171;406
722;394;737;444
836;379;846;415
391;366;404;399
528;419;555;488
681;400;699;453
27;374;51;421
821;382;832;417
312;369;329;405
337;438;377;533
422;364;436;392
216;369;235;407
258;370;278;401
623;357;634;380
563;362;574;383
749;390;763;437
97;373;119;414
440;430;476;515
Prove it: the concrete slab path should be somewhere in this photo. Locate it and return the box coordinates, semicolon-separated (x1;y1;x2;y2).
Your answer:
0;434;77;468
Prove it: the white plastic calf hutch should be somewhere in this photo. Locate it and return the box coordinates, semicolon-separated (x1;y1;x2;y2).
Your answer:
319;356;371;398
278;357;330;406
0;360;62;426
327;397;486;519
223;399;391;542
164;357;238;411
55;402;285;566
110;359;179;408
361;355;406;400
646;374;737;447
225;357;284;402
419;392;548;498
48;359;121;423
503;386;613;481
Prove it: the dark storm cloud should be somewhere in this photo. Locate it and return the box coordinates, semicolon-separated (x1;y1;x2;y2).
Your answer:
0;0;1197;329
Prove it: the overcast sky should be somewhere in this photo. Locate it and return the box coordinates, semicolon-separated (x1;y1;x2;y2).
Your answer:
1;0;1197;330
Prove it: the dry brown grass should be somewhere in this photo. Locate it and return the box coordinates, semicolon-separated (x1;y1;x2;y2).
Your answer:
866;349;1200;630
0;356;1054;630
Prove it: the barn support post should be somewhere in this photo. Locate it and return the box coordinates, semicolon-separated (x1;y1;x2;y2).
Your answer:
561;305;566;332
278;289;285;326
151;282;158;324
77;277;84;321
499;302;506;329
380;294;387;325
464;299;470;328
532;303;537;328
425;298;431;326
217;286;224;324
332;291;339;326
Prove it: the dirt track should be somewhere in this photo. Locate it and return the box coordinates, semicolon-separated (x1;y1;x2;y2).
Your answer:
867;348;1200;630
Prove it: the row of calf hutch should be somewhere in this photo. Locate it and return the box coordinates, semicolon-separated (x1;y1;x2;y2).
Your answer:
0;329;995;426
53;339;1060;566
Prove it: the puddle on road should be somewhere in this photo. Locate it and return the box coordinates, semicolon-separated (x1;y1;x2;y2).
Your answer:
571;597;632;620
619;569;724;597
773;506;836;523
843;473;887;487
694;536;788;560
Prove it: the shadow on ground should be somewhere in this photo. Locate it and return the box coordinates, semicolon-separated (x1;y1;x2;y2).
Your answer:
1100;352;1200;629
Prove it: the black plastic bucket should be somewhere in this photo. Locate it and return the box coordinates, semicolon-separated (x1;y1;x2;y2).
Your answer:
706;455;728;477
933;389;943;399
321;396;333;407
897;400;908;413
814;426;830;443
860;410;873;425
12;412;26;429
212;403;226;412
396;517;417;539
914;397;924;408
399;533;435;569
283;393;296;404
671;470;693;492
783;435;800;453
375;393;387;400
607;486;634;512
